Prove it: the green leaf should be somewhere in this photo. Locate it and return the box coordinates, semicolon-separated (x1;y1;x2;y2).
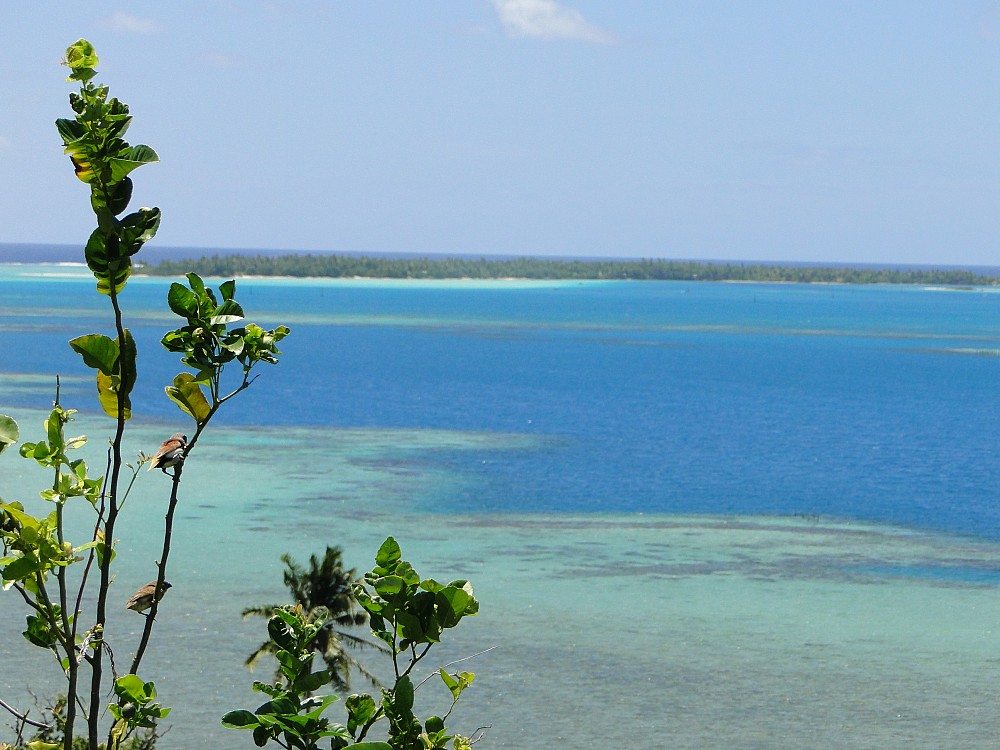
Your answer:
186;272;207;297
91;176;134;217
439;670;474;701
439;670;458;693
44;410;64;455
394;611;428;643
55;117;84;146
350;744;393;750
294;669;331;693
394;561;419;587
436;587;474;629
64;38;98;75
109;145;160;183
69;334;118;375
275;649;298;680
23;614;58;649
374;575;406;600
119;206;161;253
84;230;131;294
20;441;53;465
164;372;211;425
302;694;339;720
167;283;199;318
267;616;296;652
256;694;298;716
102;176;133;216
251;681;282;697
96;371;131;421
252;725;270;746
94;540;115;567
66;435;88;451
219;279;236;301
375;537;402;568
151;704;171;720
221;710;261;730
4;554;41;583
210;299;245;326
0;415;19;456
393;675;414;714
345;693;378;735
118;328;137;399
114;674;151;704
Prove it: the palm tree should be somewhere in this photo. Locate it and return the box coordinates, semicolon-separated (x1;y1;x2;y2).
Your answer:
242;546;385;691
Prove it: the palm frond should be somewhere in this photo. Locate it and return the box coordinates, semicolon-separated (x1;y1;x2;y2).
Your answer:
244;546;380;692
242;604;279;620
244;641;278;670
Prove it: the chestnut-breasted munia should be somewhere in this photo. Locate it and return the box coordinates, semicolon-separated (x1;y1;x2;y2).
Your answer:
148;433;186;473
125;580;172;614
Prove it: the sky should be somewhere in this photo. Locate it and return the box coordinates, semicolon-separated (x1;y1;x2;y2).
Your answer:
4;2;1000;265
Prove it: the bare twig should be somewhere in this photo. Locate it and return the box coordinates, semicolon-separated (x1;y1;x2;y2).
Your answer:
468;725;492;744
415;645;497;690
0;696;51;730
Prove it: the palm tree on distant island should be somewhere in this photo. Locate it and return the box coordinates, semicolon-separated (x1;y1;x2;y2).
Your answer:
243;546;385;691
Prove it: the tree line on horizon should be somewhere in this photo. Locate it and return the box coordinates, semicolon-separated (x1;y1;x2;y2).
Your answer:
139;253;1000;286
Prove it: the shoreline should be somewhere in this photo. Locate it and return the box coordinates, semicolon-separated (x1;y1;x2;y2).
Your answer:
0;261;994;289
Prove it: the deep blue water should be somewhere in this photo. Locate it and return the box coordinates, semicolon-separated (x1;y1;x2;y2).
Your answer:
4;263;1000;539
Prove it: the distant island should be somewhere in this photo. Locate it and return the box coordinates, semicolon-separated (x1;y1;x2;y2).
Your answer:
138;253;1000;286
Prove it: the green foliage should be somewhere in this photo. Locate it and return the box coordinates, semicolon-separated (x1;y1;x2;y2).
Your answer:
223;606;352;750
57;39;160;295
0;40;291;750
228;540;483;750
0;414;19;455
160;272;289;426
348;538;480;750
163;373;210;425
5;694;159;750
243;547;384;692
141;251;1000;286
107;675;170;747
2;406;100;602
69;331;137;420
355;537;479;656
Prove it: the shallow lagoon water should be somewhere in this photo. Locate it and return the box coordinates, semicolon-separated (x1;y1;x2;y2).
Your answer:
4;417;1000;748
4;264;1000;747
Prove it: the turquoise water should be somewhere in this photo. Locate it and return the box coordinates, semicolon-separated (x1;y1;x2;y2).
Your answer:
4;263;1000;748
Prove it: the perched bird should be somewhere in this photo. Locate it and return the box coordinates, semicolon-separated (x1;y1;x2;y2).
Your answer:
125;580;172;615
148;433;187;474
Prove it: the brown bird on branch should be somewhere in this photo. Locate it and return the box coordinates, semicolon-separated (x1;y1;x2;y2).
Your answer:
148;433;187;474
125;580;172;615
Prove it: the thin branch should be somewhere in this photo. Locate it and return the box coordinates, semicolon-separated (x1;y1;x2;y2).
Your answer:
128;467;182;675
12;581;48;616
402;642;433;677
54;437;80;750
468;725;492;744
441;645;496;669
414;646;497;690
92;279;129;750
354;706;386;743
113;462;143;512
0;696;51;730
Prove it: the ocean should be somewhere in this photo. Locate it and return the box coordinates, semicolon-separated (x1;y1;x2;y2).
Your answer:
3;255;1000;748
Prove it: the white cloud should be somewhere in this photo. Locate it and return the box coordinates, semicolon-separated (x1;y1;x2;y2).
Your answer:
491;0;616;43
202;51;248;69
101;12;159;35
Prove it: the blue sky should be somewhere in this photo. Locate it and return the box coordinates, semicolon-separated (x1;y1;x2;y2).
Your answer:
4;2;1000;264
